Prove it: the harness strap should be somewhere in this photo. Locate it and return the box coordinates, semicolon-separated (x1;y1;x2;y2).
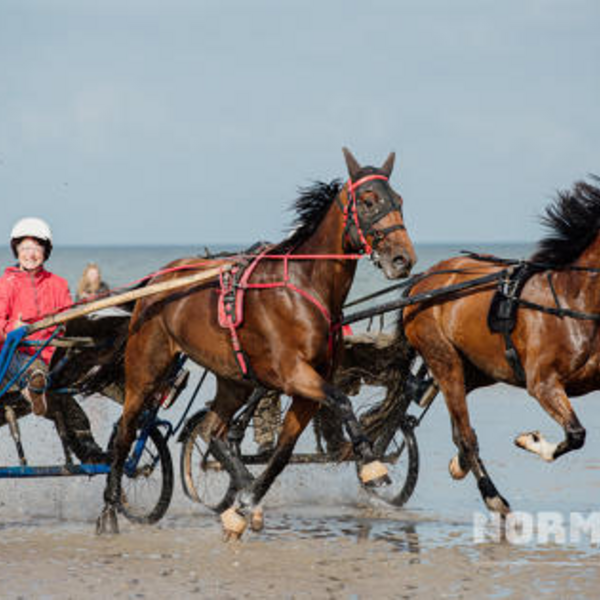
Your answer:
219;251;343;379
502;331;527;385
517;298;600;322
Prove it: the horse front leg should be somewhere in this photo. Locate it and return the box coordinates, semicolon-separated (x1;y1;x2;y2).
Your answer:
424;346;511;516
221;396;318;539
516;375;586;461
96;405;139;535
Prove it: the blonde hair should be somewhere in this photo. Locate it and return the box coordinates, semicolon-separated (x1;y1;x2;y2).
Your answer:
77;262;104;299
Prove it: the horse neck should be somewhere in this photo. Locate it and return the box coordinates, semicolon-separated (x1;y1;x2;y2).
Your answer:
293;193;357;315
556;235;600;306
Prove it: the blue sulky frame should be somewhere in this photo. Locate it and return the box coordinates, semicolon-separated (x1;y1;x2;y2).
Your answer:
0;326;205;481
0;326;112;477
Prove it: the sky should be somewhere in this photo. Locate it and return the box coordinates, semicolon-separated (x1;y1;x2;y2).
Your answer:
1;0;599;246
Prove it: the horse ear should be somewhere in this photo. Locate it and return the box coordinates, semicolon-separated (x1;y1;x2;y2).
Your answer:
342;147;361;181
380;152;395;178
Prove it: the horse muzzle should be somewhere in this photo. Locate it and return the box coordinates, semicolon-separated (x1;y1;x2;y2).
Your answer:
374;249;415;280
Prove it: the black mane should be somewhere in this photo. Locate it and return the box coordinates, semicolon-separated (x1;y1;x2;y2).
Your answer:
271;179;343;253
530;176;600;267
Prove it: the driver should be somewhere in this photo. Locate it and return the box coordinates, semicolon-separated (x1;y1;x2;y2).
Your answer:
0;217;106;463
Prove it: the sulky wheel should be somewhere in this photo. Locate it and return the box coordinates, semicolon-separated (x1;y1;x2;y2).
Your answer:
115;425;174;524
180;410;235;512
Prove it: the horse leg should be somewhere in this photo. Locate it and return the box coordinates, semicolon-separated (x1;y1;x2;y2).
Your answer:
515;375;586;461
418;337;511;515
320;382;389;486
97;323;175;534
204;379;265;539
222;396;319;537
96;401;141;534
448;419;471;480
203;378;256;501
284;361;388;486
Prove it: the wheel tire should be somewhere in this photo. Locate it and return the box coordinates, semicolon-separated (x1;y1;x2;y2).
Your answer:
180;412;235;512
358;423;419;507
116;426;174;524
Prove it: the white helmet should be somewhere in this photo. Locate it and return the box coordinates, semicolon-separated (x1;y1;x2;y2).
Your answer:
10;217;53;259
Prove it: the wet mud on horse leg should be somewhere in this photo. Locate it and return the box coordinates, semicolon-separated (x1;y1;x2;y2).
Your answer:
516;376;586;461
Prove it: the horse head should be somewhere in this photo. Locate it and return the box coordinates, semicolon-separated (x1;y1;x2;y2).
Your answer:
342;147;416;279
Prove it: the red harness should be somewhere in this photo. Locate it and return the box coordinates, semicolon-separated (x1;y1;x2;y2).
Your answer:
217;248;357;378
216;173;396;378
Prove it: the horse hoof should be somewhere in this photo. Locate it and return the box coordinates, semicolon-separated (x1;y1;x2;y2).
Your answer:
250;507;264;532
96;507;119;535
221;507;247;540
360;461;390;487
448;455;469;480
515;431;556;462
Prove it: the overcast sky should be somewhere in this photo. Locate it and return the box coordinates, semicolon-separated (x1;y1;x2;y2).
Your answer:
1;0;598;246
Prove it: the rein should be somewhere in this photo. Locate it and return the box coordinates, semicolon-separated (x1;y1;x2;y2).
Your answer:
343;252;600;326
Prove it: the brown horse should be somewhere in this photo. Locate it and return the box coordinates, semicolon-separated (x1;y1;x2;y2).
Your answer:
403;177;600;515
97;148;416;536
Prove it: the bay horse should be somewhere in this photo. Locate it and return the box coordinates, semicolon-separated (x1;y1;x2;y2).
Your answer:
97;148;417;536
403;176;600;515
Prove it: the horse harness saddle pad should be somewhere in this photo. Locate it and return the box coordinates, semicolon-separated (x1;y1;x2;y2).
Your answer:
217;242;271;330
217;243;272;379
487;263;533;384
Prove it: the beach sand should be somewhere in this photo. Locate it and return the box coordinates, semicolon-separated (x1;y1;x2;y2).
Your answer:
0;507;598;599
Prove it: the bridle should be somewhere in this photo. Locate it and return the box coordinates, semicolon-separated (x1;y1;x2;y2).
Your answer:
337;173;406;255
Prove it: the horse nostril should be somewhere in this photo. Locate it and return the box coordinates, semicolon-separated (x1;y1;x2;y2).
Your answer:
393;255;409;270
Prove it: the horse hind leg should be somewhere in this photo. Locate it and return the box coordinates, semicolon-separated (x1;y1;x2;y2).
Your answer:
97;322;176;534
96;402;140;535
290;362;388;486
515;377;586;462
448;419;470;480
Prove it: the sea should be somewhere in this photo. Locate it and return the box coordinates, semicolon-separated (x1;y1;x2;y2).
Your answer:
1;241;600;558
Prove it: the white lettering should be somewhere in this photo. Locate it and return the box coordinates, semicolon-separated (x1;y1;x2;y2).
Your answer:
472;511;502;543
570;512;600;545
505;511;533;544
537;512;566;544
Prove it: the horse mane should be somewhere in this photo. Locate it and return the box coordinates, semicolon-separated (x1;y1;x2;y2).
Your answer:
530;175;600;267
271;179;343;253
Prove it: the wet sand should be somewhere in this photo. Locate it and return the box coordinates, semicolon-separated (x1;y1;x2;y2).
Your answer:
0;508;598;599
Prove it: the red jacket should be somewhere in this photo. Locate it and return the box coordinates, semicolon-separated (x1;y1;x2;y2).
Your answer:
0;266;72;364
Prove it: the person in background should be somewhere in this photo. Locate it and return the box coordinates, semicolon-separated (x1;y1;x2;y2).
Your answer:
0;217;106;462
76;262;109;301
